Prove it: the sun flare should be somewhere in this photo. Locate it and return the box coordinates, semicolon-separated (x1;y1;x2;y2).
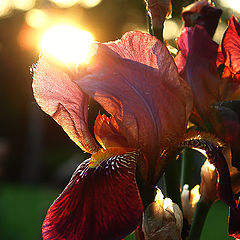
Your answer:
40;25;94;65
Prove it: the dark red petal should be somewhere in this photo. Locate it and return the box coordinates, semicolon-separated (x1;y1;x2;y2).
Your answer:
186;25;220;117
181;0;209;27
182;1;222;37
208;145;240;238
222;16;240;76
175;27;194;74
216;45;225;67
42;151;143;240
32;55;99;154
75;33;192;162
216;101;240;170
196;5;222;38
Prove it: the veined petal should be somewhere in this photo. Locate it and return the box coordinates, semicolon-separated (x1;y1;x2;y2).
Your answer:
105;31;171;70
75;32;192;162
32;54;99;154
221;16;240;76
42;150;143;240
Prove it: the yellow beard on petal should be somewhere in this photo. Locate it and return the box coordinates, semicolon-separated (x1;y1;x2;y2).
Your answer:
89;147;134;168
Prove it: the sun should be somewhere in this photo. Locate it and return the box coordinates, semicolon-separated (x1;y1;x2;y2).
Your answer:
40;25;94;65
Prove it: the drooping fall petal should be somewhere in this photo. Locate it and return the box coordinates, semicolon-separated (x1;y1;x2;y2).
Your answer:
186;25;221;118
212;149;240;238
42;150;143;240
32;55;99;154
181;136;240;238
74;32;192;164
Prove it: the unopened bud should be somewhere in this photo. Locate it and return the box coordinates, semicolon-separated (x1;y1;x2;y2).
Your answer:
181;184;200;224
181;0;222;37
143;188;183;240
200;160;217;202
144;0;172;28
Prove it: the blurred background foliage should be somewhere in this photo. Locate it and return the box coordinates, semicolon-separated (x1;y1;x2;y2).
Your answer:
0;0;239;239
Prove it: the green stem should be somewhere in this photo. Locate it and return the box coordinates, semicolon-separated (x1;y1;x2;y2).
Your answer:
180;148;194;190
164;157;182;209
188;198;212;240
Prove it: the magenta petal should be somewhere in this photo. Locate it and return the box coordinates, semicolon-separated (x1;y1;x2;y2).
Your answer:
222;16;240;75
42;151;143;240
186;25;220;116
75;33;192;161
175;27;194;74
32;55;99;153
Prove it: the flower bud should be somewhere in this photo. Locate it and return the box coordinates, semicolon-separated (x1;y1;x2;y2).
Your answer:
181;184;200;224
144;0;172;29
181;0;222;37
200;160;218;202
143;188;183;240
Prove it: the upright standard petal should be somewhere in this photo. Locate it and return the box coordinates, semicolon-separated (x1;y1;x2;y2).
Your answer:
42;150;143;240
175;27;193;75
74;32;192;164
32;55;99;154
186;25;221;117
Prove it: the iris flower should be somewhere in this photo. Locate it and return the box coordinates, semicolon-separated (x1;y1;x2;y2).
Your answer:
33;31;192;240
175;1;240;237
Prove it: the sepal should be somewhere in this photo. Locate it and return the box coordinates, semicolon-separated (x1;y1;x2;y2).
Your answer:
42;150;143;240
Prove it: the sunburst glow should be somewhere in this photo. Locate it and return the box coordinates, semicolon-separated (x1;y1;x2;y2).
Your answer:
40;25;94;65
